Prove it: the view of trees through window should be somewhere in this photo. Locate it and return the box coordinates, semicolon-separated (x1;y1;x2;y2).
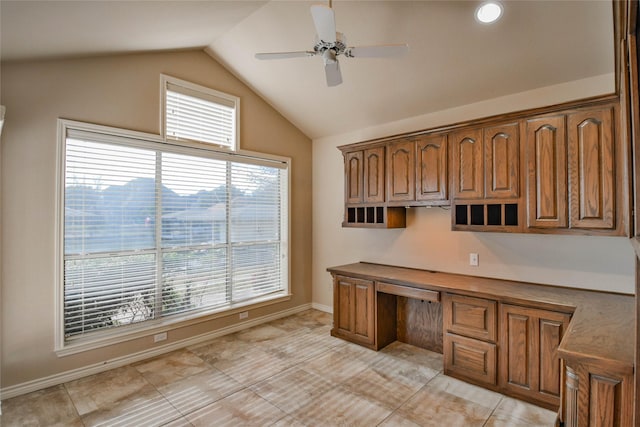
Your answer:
63;138;286;339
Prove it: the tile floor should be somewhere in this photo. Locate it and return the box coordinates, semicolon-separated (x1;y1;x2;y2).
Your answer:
1;309;558;426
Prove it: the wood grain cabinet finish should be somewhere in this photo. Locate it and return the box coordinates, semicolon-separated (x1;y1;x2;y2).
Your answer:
499;304;570;409
443;293;497;342
567;107;615;230
484;123;520;199
526;115;568;229
387;139;416;203
416;134;448;202
344;150;364;204
444;332;497;385
332;275;375;346
451;128;484;199
363;147;386;203
563;363;634;427
443;293;498;386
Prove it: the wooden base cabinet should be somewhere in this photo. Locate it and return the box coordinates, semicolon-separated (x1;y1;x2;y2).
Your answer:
563;363;634;427
331;275;375;347
499;304;570;409
443;294;498;387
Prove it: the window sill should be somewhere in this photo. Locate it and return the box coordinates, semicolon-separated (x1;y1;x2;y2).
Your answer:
55;292;291;357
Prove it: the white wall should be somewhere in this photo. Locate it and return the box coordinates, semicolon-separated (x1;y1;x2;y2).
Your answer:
312;73;635;309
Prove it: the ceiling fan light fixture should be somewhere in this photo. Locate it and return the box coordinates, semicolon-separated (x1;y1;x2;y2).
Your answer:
476;1;503;24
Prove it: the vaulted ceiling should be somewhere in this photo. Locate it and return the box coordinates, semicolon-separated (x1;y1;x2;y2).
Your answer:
0;1;615;140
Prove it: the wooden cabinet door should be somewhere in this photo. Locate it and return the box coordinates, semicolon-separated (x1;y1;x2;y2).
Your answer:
484;123;519;199
451;128;484;199
363;147;385;203
332;275;375;346
416;134;448;202
526;116;568;228
352;280;375;344
567;107;615;229
334;277;353;336
499;304;570;407
344;151;363;204
387;139;416;203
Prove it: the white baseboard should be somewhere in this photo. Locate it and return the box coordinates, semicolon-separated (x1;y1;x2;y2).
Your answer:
311;302;333;314
1;303;312;400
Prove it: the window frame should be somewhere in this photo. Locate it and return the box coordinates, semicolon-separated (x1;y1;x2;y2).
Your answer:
55;118;291;356
161;74;240;151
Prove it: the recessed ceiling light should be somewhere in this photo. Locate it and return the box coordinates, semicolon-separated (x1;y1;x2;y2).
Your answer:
476;1;503;24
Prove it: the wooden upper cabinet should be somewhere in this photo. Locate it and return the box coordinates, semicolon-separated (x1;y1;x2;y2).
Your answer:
567;107;615;230
451;128;484;199
526;115;568;228
416;134;448;202
344;150;364;204
387;139;416;203
363;147;385;203
484;123;519;199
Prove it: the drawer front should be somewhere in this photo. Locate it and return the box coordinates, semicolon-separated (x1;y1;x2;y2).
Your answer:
444;333;497;385
443;293;497;342
376;281;439;302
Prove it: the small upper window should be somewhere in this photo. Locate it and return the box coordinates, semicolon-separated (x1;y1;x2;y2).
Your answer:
162;75;239;151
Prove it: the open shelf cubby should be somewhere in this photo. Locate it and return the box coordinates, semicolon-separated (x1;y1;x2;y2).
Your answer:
344;206;406;228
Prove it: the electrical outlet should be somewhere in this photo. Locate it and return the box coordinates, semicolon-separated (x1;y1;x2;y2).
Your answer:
154;332;167;342
239;311;249;320
469;253;479;266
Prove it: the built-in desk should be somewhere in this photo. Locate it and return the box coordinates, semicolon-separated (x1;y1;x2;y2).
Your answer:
327;262;634;426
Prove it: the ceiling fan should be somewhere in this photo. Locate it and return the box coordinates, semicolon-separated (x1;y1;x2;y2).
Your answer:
254;1;409;87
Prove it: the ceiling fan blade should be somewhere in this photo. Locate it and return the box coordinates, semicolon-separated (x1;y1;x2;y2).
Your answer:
310;4;336;43
324;60;342;87
346;44;409;58
255;51;316;60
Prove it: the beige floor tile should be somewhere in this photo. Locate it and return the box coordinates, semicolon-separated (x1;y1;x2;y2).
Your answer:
80;387;183;427
160;416;195;427
269;415;308;426
157;367;243;415
64;365;155;416
301;343;383;384
425;374;503;409
395;375;500;426
250;366;336;413
378;413;423;427
0;385;83;427
343;356;440;410
188;334;256;365
133;348;211;387
491;396;557;426
379;341;444;372
267;309;333;332
290;385;392;426
185;389;286;426
212;347;290;385
235;324;291;343
262;327;337;363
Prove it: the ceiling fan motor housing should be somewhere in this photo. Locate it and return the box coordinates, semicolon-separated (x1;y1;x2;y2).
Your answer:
314;32;346;63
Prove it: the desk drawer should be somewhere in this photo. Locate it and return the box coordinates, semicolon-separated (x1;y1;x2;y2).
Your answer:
376;282;440;302
443;293;497;342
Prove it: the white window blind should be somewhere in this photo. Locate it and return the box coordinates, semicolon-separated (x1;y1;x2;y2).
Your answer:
163;76;239;150
62;129;287;341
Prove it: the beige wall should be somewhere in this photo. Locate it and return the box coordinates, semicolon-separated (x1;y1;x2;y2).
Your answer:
0;51;312;389
312;73;635;310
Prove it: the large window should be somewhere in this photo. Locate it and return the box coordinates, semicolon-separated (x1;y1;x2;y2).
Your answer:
58;121;288;349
